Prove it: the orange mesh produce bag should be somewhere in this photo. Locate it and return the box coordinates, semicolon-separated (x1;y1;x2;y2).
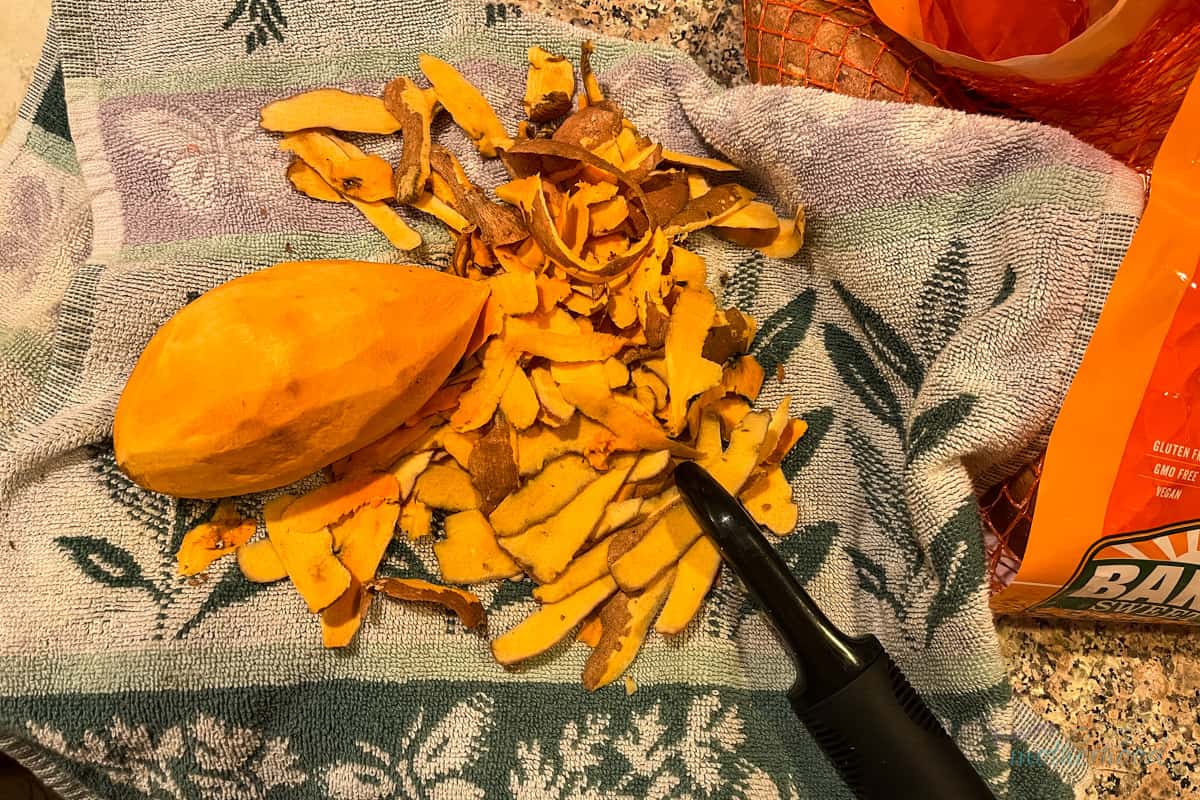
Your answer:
743;0;966;106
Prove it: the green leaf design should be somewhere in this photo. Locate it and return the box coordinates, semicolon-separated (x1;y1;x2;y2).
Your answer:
907;394;977;465
845;423;921;570
222;0;248;28
382;533;436;582
992;265;1017;308
777;522;838;586
722;252;762;311
923;502;986;645
915;239;970;361
88;444;173;535
490;578;534;610
781;406;833;481
176;561;272;639
703;571;756;639
55;536;161;597
823;324;903;435
844;545;906;620
833;281;924;394
754;288;818;378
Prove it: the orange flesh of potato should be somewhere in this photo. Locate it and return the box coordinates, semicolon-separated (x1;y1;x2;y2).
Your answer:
491;575;618;666
328;155;394;202
412;192;470;232
498;457;634;583
280;132;422;250
592;499;645;542
582;568;674;691
654;536;721;634
499;367;541;431
664;288;724;435
261;88;402;134
451;339;520;432
713;398;753;439
264;495;352;613
176;501;256;576
577;613;603;647
557;380;696;457
419;53;513;157
514;416;615;476
321;499;401;647
533;536;613;604
489;455;598;537
742;467;799;535
487;272;539;316
287;159;345;203
413;461;484;511
115;261;487;498
769;418;809;464
435;510;523;584
628;450;671;483
237;537;288;583
609;411;770;591
504;315;625;363
524;46;577;123
282;472;400;534
400;498;434;540
371;577;486;629
669;246;707;287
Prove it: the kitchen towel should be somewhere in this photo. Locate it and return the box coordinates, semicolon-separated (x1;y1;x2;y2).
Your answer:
0;1;1145;797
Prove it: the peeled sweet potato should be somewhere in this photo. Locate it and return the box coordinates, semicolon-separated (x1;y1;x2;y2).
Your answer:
114;261;488;498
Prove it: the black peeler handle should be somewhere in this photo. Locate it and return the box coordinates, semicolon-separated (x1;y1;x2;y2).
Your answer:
791;643;995;799
673;462;995;800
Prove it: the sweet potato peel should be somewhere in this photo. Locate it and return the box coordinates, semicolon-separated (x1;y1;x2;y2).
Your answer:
371;577;486;629
176;501;255;576
229;45;809;686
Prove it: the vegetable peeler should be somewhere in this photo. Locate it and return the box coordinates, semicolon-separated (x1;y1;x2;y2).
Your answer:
674;462;996;800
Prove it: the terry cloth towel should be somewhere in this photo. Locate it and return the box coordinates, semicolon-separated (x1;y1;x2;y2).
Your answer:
0;1;1145;798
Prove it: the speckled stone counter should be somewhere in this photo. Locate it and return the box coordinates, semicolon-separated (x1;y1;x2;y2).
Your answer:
2;2;1198;798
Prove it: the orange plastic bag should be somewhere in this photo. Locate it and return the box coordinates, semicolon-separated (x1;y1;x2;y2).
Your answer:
918;0;1090;61
870;0;1200;170
991;71;1200;623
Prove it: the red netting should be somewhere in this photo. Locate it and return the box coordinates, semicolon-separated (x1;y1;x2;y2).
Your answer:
743;0;1199;592
743;0;969;106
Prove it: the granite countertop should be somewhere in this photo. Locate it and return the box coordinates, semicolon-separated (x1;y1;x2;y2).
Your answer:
2;1;1198;798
